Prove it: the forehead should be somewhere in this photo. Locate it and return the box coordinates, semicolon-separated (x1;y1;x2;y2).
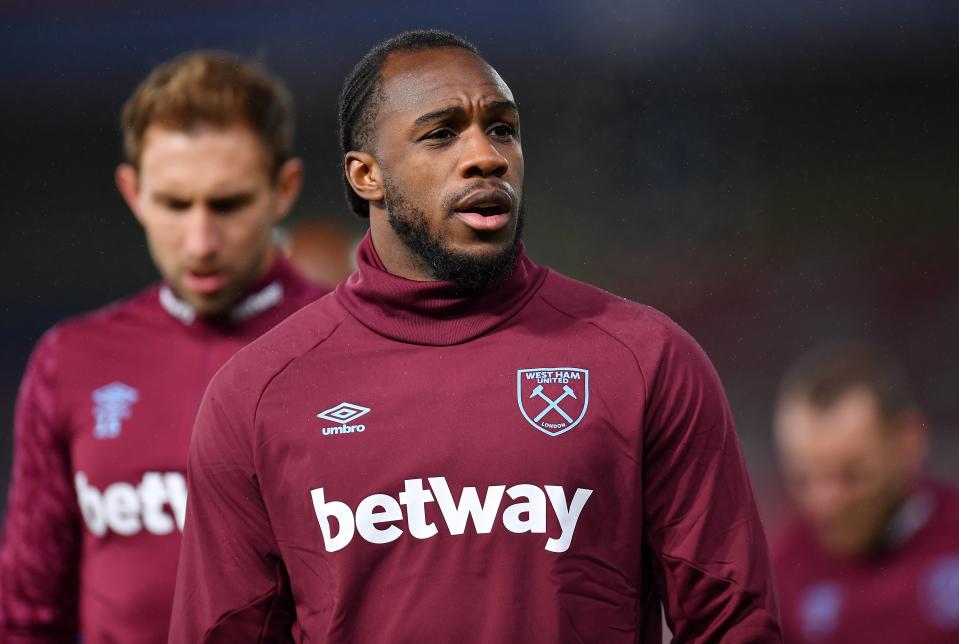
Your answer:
139;124;270;186
775;388;887;459
378;47;515;120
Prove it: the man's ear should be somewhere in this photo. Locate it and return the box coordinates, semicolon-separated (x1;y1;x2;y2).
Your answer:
115;164;144;224
272;157;304;222
344;151;384;206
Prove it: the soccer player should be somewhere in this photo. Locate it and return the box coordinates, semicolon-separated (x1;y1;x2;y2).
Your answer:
0;52;327;643
170;31;782;642
772;344;959;642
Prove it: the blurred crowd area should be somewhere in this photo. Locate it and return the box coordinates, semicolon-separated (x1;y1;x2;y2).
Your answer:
2;0;957;529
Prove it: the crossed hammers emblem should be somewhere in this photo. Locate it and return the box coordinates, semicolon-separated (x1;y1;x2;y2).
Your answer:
529;384;577;423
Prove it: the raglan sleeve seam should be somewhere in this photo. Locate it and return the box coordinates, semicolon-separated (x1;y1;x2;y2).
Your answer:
535;291;650;417
251;317;347;434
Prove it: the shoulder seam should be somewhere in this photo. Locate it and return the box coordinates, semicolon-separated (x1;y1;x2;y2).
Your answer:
251;314;348;435
536;287;650;431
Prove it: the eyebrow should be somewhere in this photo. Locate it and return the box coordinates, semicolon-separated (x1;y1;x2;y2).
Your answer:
412;99;518;127
151;190;256;205
153;192;191;204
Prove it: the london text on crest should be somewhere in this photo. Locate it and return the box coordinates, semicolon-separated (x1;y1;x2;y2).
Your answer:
516;368;589;436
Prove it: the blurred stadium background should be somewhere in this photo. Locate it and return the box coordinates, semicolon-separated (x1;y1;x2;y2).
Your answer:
2;1;957;531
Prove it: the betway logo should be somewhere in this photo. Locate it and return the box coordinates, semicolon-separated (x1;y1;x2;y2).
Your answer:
311;477;592;554
75;471;186;537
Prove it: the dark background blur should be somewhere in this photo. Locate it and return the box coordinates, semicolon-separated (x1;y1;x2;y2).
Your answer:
2;1;957;529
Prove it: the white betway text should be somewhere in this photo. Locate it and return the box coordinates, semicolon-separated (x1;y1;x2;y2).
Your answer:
75;471;186;537
311;477;592;553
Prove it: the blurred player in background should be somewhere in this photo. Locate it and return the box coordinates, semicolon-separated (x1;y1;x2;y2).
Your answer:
772;343;959;642
282;219;358;285
170;30;781;642
0;51;328;643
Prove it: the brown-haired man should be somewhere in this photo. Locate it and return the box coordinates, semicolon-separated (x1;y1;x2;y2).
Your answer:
0;51;327;643
772;343;959;642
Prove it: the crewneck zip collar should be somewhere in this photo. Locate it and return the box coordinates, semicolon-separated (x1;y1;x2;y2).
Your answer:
335;231;547;346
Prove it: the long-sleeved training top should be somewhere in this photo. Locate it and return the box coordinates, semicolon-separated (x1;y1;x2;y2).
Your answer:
170;233;782;643
0;254;325;644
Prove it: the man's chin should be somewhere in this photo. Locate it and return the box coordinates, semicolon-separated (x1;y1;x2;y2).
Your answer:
187;295;230;318
447;235;515;259
817;526;875;556
171;283;236;318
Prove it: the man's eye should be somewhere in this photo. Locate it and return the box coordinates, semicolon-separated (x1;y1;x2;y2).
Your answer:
209;197;251;214
489;123;516;138
164;199;191;211
423;128;455;141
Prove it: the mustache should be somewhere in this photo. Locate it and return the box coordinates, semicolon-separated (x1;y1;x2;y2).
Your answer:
442;181;518;215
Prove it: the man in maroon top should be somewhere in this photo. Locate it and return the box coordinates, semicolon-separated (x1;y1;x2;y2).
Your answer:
170;31;781;642
0;52;327;643
772;344;959;643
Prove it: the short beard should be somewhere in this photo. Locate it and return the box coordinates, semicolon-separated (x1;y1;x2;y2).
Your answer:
383;179;525;293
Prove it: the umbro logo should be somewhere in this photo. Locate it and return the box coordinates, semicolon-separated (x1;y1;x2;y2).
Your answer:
317;402;370;436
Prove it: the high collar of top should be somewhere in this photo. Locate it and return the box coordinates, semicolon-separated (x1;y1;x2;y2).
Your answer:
158;252;294;327
336;231;547;346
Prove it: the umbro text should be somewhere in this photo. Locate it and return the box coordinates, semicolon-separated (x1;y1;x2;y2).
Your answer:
322;424;366;436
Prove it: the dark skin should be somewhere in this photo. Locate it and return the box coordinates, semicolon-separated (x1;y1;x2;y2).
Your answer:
345;47;524;281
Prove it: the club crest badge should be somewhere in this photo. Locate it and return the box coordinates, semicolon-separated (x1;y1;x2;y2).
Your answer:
516;368;589;437
920;554;959;629
91;382;139;439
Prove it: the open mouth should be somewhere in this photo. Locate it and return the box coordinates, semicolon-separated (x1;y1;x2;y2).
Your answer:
183;270;227;295
453;189;512;232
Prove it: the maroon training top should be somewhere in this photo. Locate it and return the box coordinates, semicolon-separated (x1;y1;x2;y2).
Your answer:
0;255;325;644
774;482;959;643
170;233;782;643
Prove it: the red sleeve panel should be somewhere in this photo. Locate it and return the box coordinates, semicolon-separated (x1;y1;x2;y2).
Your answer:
1;328;81;643
639;319;781;642
171;392;295;643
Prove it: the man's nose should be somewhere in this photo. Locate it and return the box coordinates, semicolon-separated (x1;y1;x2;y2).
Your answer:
183;209;221;260
458;126;508;179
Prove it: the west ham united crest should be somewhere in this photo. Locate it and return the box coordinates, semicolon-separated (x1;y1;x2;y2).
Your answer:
517;368;589;437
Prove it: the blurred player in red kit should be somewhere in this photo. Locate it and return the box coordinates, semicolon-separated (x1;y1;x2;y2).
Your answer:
0;52;327;643
772;343;959;643
170;30;782;642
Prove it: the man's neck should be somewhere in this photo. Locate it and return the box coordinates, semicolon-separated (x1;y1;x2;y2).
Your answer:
368;217;434;281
